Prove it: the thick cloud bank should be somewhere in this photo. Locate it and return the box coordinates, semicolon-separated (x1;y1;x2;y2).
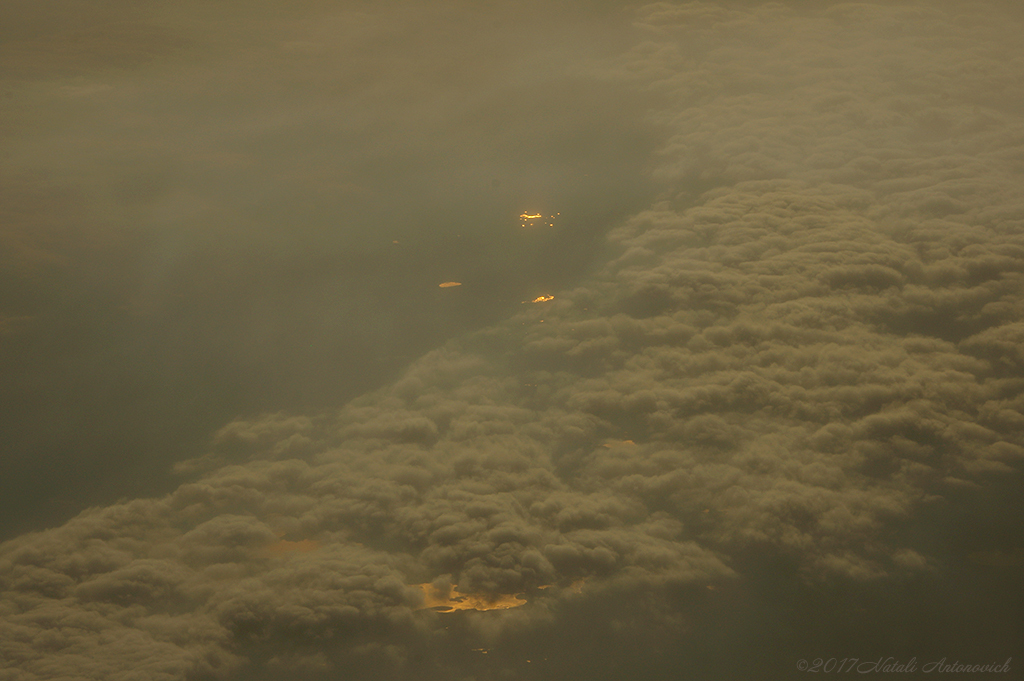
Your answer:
3;2;1024;680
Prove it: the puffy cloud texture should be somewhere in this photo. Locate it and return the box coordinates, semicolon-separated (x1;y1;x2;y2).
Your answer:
3;2;1024;680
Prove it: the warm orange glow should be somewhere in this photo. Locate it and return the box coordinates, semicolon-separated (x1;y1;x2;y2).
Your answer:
439;282;462;288
524;295;554;303
520;212;557;228
416;583;527;612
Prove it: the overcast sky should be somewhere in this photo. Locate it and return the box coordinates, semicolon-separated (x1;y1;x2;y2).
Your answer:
2;1;1023;680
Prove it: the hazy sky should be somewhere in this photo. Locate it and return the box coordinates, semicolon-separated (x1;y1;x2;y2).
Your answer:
0;0;665;537
2;1;1023;680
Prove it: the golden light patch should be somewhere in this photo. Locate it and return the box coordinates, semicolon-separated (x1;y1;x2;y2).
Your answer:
439;282;462;288
526;295;554;303
519;212;559;228
416;583;527;613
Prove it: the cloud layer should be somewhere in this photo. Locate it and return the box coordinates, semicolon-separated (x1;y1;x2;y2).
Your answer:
3;2;1024;679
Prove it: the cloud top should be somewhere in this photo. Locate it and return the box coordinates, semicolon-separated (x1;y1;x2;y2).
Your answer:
3;2;1024;679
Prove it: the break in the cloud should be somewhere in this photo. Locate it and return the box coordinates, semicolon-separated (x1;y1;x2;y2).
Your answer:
0;0;662;539
3;2;1024;680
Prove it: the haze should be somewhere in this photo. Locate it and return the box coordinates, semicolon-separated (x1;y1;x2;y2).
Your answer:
1;1;1022;680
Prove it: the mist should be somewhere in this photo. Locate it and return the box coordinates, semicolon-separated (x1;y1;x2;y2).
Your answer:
2;2;1022;680
1;0;664;538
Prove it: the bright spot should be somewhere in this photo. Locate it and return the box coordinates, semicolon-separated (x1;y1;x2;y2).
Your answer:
439;282;462;288
520;211;557;228
416;583;528;612
524;295;554;303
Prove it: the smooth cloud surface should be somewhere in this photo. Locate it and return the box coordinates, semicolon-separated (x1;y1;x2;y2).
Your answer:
3;2;1024;680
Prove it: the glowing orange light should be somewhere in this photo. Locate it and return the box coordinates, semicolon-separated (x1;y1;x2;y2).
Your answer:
439;282;462;288
525;295;554;303
520;213;543;220
416;583;527;612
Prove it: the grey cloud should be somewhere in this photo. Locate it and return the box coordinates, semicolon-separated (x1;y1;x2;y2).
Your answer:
4;1;1024;679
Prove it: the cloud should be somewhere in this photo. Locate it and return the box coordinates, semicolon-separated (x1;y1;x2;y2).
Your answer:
3;2;1024;679
0;0;670;542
